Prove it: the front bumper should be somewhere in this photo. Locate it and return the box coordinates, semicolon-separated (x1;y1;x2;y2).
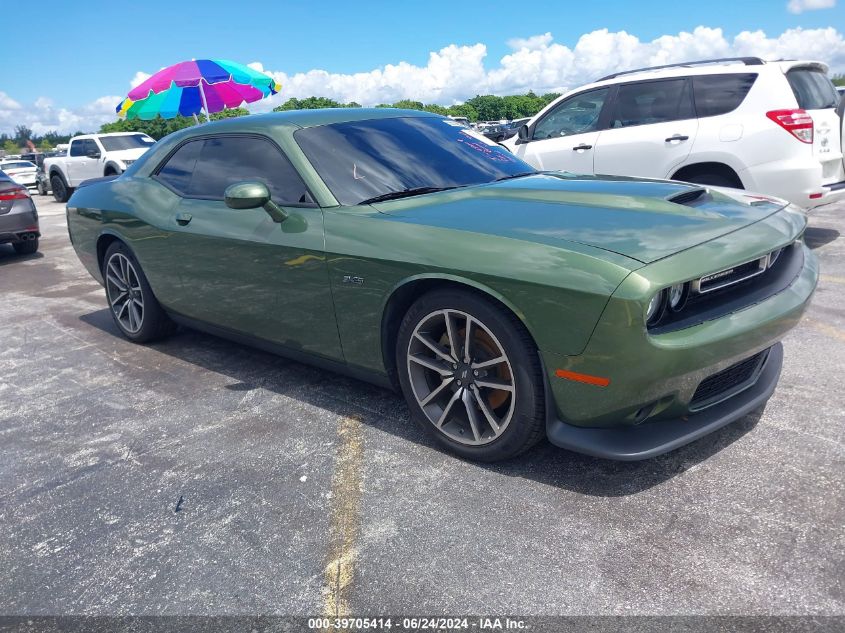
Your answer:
546;343;782;460
539;206;817;460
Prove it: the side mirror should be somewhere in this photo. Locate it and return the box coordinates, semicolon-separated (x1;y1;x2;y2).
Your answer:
516;124;531;144
224;180;288;223
87;151;101;159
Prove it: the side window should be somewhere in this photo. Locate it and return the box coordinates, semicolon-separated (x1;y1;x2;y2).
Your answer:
533;88;610;140
693;74;757;117
84;139;100;156
187;136;311;205
156;140;202;194
69;140;85;157
610;79;693;128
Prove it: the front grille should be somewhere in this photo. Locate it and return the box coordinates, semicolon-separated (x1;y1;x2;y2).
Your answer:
690;349;769;410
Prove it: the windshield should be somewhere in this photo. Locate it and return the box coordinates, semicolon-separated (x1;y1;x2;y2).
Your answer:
98;134;156;152
1;161;36;170
295;116;535;206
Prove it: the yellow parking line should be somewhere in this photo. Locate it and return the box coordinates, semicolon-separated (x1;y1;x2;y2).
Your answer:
322;415;364;624
820;274;845;285
805;318;845;343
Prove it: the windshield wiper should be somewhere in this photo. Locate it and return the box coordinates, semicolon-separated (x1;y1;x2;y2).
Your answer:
493;171;540;182
359;186;457;205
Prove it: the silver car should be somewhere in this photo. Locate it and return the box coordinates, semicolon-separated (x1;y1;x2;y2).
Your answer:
0;172;40;254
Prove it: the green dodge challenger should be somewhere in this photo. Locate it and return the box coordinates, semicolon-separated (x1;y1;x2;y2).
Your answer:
66;109;818;461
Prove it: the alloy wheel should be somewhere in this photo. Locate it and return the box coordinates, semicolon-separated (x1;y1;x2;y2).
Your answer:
105;253;144;334
407;309;515;446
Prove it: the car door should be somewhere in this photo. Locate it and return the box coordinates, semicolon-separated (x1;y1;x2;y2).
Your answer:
153;134;343;360
511;87;612;174
593;78;699;179
66;139;90;185
67;139;102;185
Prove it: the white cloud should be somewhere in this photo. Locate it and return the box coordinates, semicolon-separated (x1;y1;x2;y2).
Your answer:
3;25;845;135
787;0;836;14
129;71;151;89
0;94;122;136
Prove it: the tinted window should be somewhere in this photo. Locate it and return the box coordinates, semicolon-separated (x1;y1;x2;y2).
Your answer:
70;140;86;157
611;79;693;128
295;117;534;206
787;69;839;109
157;139;202;194
85;139;100;156
533;88;610;139
99;134;156;151
186;136;310;204
693;74;757;117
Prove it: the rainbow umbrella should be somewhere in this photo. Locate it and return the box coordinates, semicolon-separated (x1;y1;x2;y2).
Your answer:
116;59;281;122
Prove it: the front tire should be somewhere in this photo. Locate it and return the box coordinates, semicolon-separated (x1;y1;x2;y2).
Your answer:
396;289;545;461
103;242;175;343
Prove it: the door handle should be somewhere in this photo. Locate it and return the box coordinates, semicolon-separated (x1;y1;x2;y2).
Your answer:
572;144;593;151
175;212;192;226
665;134;689;142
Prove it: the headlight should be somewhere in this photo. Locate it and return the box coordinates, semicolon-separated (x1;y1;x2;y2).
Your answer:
645;290;666;325
668;283;688;311
122;160;135;167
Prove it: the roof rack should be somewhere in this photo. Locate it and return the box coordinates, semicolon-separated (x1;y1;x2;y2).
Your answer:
596;57;765;82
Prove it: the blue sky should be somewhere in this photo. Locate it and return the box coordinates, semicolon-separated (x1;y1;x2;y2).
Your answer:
1;0;843;133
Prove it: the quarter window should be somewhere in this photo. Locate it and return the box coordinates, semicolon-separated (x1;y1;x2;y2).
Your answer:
533;88;610;139
692;74;757;117
157;139;202;194
787;68;840;110
610;79;694;128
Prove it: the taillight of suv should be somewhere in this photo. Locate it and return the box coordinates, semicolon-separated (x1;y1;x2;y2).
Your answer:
766;109;814;144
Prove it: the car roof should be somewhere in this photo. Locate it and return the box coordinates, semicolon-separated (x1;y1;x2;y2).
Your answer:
583;58;829;91
187;107;442;134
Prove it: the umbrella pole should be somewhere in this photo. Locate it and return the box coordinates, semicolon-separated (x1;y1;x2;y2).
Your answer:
198;80;211;123
192;113;200;125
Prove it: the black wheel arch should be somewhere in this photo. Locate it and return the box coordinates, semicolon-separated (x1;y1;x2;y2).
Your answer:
671;162;744;189
380;277;539;390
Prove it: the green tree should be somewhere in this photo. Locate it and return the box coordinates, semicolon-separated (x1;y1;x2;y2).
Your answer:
832;74;845;87
39;139;53;151
3;140;19;155
14;125;32;147
273;96;357;111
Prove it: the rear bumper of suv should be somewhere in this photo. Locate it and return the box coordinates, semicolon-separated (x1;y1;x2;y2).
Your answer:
741;158;845;210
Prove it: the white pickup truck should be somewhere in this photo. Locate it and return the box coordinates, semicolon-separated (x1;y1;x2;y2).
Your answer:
44;132;156;202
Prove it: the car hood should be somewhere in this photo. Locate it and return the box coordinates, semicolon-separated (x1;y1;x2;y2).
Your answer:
374;173;788;264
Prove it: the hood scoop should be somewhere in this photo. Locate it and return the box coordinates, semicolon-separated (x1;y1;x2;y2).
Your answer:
666;187;710;207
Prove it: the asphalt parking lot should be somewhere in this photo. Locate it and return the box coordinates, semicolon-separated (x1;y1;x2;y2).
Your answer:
1;195;844;617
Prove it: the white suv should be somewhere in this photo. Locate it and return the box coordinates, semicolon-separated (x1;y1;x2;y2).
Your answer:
504;57;845;209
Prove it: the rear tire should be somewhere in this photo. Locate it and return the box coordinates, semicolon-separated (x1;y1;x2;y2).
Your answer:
396;289;545;462
13;239;38;255
51;175;70;202
103;242;176;343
